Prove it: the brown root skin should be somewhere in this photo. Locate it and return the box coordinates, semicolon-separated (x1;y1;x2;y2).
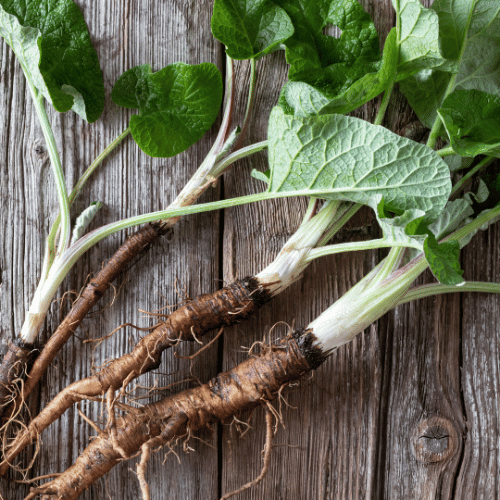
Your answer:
0;340;32;411
0;278;270;477
25;331;319;500
5;225;161;420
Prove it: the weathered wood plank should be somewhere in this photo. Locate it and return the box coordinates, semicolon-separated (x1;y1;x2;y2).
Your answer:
1;1;222;499
1;0;500;499
219;27;386;500
457;224;500;499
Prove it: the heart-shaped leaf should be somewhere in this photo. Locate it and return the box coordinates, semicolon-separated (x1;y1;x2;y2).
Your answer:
112;63;223;158
211;0;294;59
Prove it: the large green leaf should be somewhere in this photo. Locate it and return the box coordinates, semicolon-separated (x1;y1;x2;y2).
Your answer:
211;0;294;59
275;0;382;96
267;107;451;221
438;89;500;157
112;63;223;158
401;0;500;128
278;0;458;118
394;0;454;79
279;28;399;116
0;0;104;123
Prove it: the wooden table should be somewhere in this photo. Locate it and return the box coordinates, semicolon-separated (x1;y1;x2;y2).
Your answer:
1;0;499;498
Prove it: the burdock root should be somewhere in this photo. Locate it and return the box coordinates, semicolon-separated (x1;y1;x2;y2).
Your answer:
0;277;270;476
24;329;324;500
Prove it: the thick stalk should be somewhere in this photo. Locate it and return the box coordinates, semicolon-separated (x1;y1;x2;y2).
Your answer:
436;146;455;157
311;255;427;352
232;57;257;152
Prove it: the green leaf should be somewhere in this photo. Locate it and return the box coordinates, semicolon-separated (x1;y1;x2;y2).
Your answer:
112;63;223;158
274;0;388;107
267;107;451;222
394;0;455;79
70;202;104;245
0;0;105;123
438;89;500;157
279;28;399;116
424;235;464;285
400;68;451;128
428;198;474;240
211;0;294;59
401;0;500;127
376;204;428;250
251;168;271;184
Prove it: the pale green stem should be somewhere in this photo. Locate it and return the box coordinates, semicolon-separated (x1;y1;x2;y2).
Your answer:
317;203;362;247
398;281;500;305
436;146;455;157
255;200;341;296
24;71;71;257
69;128;130;205
242;58;256;135
211;140;268;178
300;198;318;227
374;83;395;127
40;191;355;298
158;55;236;218
306;239;409;262
426;119;445;150
373;0;400;127
451;156;495;197
44;127;131;277
232;57;257;151
311;256;428;352
369;246;406;286
426;72;460;149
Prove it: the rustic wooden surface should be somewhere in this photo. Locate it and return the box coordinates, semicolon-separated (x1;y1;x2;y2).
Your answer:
0;0;499;499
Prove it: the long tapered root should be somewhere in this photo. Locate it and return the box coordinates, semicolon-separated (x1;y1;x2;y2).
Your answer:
21;330;324;500
0;278;270;477
220;408;274;500
137;444;151;500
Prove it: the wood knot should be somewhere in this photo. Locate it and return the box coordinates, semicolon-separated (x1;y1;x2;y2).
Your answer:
411;416;458;464
33;142;47;157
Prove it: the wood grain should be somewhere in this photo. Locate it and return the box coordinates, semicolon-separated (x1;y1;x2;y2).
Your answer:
0;1;499;499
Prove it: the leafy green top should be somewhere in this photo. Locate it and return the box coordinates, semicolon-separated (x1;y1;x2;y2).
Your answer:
438;89;500;158
112;63;223;158
401;0;500;127
211;0;294;59
0;0;105;122
267;107;451;221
